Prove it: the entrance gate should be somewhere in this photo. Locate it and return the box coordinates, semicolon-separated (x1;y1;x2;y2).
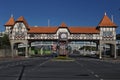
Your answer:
58;32;68;56
4;13;117;59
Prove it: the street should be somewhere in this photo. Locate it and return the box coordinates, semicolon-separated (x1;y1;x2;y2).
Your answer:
0;57;120;80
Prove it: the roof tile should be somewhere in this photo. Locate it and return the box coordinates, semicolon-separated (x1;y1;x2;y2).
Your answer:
5;16;15;26
98;14;117;27
28;27;58;33
69;27;99;33
28;26;99;34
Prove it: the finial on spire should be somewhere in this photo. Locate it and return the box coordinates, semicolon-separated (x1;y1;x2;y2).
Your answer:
111;15;114;22
11;14;14;17
104;12;107;16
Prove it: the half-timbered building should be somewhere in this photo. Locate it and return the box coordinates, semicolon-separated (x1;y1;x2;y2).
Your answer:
4;13;117;59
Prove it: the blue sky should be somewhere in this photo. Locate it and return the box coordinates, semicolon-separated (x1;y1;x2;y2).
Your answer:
0;0;120;33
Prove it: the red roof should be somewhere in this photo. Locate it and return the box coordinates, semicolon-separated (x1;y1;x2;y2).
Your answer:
28;26;99;34
5;13;115;34
16;16;29;29
28;27;58;33
69;27;99;33
98;13;117;27
4;16;15;26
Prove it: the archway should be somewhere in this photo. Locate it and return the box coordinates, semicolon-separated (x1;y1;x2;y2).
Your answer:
68;40;99;57
28;41;58;56
10;42;25;57
100;43;117;59
10;40;28;58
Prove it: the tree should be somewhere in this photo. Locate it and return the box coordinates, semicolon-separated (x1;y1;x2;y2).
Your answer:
79;46;96;51
0;34;10;49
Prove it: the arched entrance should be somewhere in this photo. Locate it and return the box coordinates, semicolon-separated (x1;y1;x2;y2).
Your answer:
10;40;28;58
29;41;53;56
102;43;116;58
68;40;99;57
99;41;117;59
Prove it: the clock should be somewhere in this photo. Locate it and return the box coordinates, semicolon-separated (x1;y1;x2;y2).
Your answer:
61;33;67;39
59;33;68;40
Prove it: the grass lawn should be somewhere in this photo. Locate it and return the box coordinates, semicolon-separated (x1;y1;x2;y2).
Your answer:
52;56;75;61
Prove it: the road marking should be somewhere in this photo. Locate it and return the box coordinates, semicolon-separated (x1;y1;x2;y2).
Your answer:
38;60;50;67
30;59;51;71
95;74;99;78
75;60;104;80
75;61;84;67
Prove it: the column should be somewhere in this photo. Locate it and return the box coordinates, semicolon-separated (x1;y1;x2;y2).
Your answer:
99;41;102;59
29;47;31;56
110;45;113;57
25;41;28;58
114;44;117;59
11;43;14;58
28;42;31;56
15;48;18;56
96;42;99;56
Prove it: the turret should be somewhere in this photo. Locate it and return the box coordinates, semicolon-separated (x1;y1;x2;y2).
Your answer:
4;15;15;34
97;13;117;40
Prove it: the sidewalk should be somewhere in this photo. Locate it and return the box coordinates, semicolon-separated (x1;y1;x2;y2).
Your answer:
0;56;26;62
100;56;120;64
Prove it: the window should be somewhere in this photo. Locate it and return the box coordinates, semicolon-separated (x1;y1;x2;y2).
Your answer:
30;34;34;37
18;23;23;30
15;23;23;35
103;31;113;37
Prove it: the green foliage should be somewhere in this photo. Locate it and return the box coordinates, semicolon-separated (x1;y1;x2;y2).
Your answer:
79;46;96;51
0;34;10;49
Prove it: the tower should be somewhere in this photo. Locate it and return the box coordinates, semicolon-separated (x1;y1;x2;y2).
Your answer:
97;13;117;59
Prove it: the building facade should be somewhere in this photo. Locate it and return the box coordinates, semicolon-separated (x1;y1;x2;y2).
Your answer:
4;13;117;59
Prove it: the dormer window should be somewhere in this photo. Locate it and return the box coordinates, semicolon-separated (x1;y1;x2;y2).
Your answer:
18;23;23;30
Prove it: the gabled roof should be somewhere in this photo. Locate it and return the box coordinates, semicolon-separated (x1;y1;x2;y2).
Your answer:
98;13;117;27
16;16;29;29
28;27;58;33
69;27;99;33
4;16;15;26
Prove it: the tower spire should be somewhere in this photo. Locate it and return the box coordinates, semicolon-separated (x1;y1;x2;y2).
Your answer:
104;12;107;15
11;14;14;17
98;13;117;27
111;15;114;22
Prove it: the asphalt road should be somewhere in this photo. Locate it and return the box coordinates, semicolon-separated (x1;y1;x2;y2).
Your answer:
0;57;120;80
